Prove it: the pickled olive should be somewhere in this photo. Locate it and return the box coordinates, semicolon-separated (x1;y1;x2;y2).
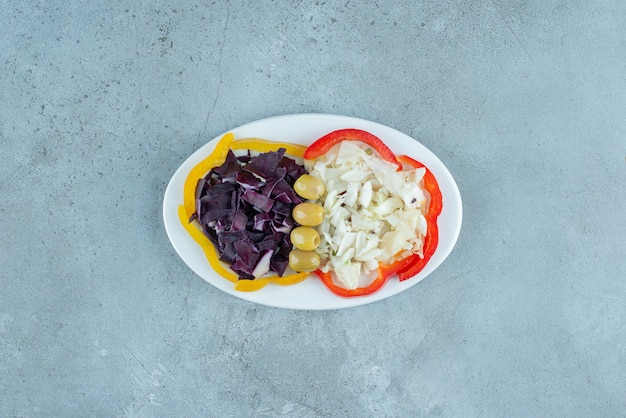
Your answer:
288;249;321;272
294;174;326;200
292;202;324;226
290;226;321;251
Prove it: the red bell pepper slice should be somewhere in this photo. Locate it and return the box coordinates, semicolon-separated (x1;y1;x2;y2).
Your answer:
394;154;443;281
303;128;402;170
315;269;389;298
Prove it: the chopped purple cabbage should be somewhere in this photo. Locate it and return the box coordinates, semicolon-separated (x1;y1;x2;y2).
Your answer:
193;147;305;280
242;189;275;212
243;148;285;180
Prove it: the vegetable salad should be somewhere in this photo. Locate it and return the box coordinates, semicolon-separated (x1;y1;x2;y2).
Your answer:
180;129;442;297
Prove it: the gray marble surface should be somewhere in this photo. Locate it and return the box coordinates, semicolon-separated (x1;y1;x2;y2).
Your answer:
1;1;625;417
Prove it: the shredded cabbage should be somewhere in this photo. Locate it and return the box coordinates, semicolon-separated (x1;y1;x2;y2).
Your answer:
306;141;428;290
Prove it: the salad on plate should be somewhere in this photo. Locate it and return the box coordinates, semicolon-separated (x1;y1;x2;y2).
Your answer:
178;128;442;298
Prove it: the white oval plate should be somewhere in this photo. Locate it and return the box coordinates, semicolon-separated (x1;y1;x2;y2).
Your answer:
163;114;462;310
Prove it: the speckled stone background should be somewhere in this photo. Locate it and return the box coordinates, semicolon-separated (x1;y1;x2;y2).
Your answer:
1;1;625;417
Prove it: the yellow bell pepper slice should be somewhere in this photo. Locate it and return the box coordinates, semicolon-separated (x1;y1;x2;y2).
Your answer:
178;205;239;283
233;271;309;292
230;138;307;157
178;133;309;292
183;132;235;221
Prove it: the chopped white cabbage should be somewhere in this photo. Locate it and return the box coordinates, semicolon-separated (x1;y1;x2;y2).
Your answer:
306;141;430;290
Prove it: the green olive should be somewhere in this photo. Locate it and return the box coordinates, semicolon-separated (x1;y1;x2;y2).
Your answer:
294;174;326;200
292;202;324;226
289;249;321;272
290;226;321;251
